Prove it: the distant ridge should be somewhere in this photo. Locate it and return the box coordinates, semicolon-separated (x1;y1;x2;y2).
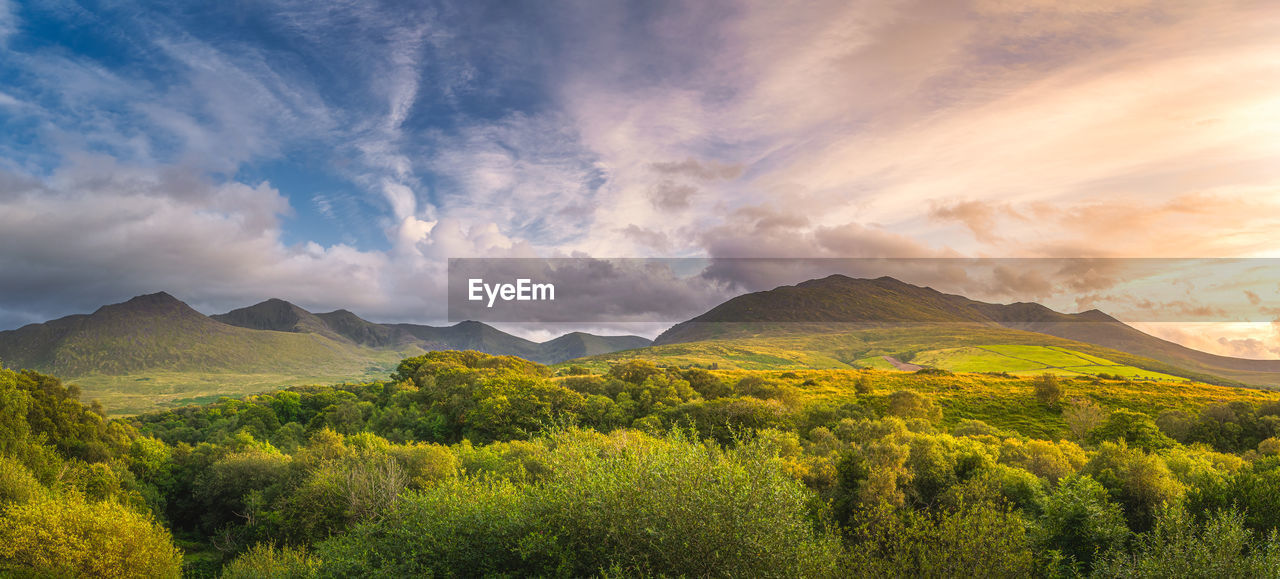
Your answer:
0;292;363;377
0;294;652;376
653;275;1280;386
211;298;653;364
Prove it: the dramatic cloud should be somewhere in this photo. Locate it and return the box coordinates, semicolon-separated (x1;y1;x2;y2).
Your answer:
1;0;1278;348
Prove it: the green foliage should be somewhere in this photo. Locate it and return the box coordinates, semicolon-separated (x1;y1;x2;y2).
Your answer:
1034;373;1063;406
10;352;1280;576
1094;507;1280;577
318;429;842;578
1088;409;1175;451
0;492;182;578
886;390;942;423
0;454;42;506
846;501;1036;576
854;374;873;395
221;543;321;579
1036;475;1129;573
392;350;549;383
1187;459;1280;536
1063;396;1107;442
1084;442;1184;531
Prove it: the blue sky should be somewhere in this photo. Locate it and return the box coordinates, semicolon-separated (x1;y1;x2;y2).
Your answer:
1;0;1279;354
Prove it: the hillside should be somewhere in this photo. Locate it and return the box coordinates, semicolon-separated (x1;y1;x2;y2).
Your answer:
212;299;652;363
0;293;650;414
652;275;1280;387
0;293;379;377
540;332;653;362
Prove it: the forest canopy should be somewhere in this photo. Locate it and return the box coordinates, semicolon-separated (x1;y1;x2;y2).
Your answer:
5;355;1280;576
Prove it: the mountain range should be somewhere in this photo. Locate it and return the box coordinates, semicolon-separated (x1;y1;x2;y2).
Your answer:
0;293;650;375
4;275;1280;414
655;275;1280;386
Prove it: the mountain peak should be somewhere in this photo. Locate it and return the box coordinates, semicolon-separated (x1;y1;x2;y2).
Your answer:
124;291;180;304
211;298;322;334
99;291;197;317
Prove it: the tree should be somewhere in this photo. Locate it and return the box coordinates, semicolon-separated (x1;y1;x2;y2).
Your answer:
222;542;321;579
1088;410;1174;451
847;500;1036;577
1063;397;1107;441
854;375;873;395
886;390;941;423
1156;410;1195;442
1093;508;1280;577
318;429;842;578
607;360;662;384
1084;441;1183;531
1033;373;1063;406
1036;475;1130;573
0;492;182;578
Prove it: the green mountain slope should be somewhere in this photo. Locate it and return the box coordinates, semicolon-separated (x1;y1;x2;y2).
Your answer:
213;300;653;364
0;293;379;376
539;332;652;362
0;293;651;414
646;275;1280;387
583;323;1212;380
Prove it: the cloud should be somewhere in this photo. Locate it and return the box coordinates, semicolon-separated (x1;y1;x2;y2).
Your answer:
990;266;1054;298
649;180;698;211
650;158;744;181
0;158;416;327
929;200;1009;244
618;225;672;252
0;0;16;46
3;0;1280;355
1132;321;1280;360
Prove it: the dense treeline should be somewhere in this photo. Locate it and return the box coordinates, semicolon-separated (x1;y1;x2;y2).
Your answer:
0;367;182;577
8;352;1280;576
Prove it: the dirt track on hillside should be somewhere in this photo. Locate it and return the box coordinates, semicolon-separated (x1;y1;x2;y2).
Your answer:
883;356;922;371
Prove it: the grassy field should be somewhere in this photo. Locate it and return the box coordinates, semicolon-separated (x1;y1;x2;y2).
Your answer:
907;344;1187;381
574;324;1228;383
73;353;404;416
911;347;1047;373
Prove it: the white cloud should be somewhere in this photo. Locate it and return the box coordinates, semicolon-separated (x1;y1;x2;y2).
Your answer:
0;0;15;46
3;0;1280;356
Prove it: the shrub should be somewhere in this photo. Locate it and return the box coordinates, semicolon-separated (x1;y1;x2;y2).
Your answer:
0;492;182;578
1088;410;1174;451
1084;442;1183;531
846;500;1035;576
1063;397;1107;442
886;391;941;423
1033;373;1063;406
318;429;842;578
222;543;321;579
607;360;663;384
0;454;42;506
1036;475;1129;573
1093;508;1280;577
1156;410;1195;442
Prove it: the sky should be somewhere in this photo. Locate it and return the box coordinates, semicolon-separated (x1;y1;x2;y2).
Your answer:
0;0;1278;355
